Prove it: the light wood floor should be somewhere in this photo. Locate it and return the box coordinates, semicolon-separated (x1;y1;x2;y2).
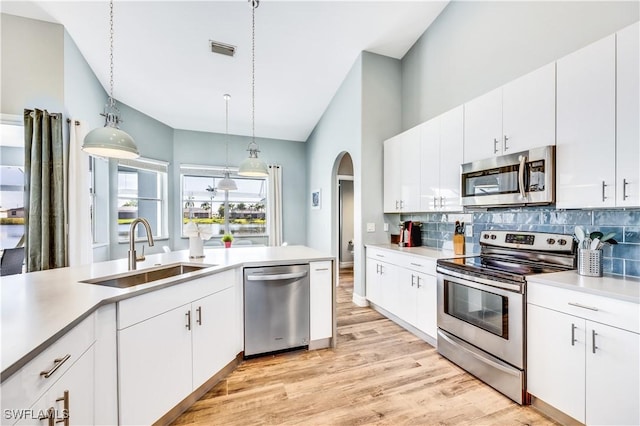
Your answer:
172;267;557;425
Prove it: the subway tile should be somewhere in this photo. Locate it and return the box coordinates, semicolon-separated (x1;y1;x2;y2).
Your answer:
624;227;640;244
611;243;640;260
515;212;543;224
593;210;640;226
543;210;592;225
624;260;640;278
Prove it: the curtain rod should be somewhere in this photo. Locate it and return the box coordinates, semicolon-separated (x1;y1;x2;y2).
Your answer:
65;118;80;125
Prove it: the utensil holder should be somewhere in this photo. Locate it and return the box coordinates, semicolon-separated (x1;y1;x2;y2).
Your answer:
453;234;465;255
578;248;602;277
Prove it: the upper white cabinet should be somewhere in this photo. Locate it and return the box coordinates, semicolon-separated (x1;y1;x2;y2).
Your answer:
464;63;556;163
383;125;421;213
557;35;617;208
616;21;640;207
420;106;464;212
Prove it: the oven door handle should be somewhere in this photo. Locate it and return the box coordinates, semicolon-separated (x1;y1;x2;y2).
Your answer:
436;267;523;294
438;330;520;377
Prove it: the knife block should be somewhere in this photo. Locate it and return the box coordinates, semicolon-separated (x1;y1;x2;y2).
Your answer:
453;234;465;255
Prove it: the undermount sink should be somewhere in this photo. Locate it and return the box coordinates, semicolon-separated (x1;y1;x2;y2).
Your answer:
80;262;216;289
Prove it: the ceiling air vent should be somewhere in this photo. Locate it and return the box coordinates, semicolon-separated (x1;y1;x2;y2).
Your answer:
210;40;236;57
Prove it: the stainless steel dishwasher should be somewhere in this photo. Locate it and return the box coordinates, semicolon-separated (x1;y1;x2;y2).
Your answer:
243;264;310;357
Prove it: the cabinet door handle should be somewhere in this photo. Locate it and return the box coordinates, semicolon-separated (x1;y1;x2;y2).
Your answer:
592;329;598;354
623;178;629;200
571;323;577;346
40;354;71;378
493;138;500;154
602;181;608;202
416;276;422;289
568;302;599;311
440;196;444;208
395;200;399;210
185;310;191;330
433;198;437;209
55;390;69;426
39;408;55;426
196;306;202;326
503;134;509;151
400;200;404;209
410;274;416;287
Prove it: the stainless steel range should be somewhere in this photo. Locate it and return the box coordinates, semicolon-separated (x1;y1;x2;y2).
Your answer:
436;230;576;404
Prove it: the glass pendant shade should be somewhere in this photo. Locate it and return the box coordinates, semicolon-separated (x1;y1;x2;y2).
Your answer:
217;171;238;191
82;120;139;159
238;142;268;176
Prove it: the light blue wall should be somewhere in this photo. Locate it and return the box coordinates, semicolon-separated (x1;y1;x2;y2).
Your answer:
0;147;23;167
306;51;402;299
402;1;640;129
171;129;306;250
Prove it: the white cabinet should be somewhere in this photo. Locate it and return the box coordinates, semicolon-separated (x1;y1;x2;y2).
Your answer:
616;21;640;207
420;106;464;212
365;247;438;341
464;63;556;163
1;314;95;426
16;347;95;426
192;287;237;389
527;283;640;425
383;125;421;213
556;35;617;208
310;261;333;342
117;270;238;425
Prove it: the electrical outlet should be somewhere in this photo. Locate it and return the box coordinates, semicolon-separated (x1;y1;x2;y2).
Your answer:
367;223;376;233
383;223;389;232
465;224;473;237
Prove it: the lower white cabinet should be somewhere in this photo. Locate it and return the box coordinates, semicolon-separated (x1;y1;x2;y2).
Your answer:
310;261;333;342
16;346;95;426
365;247;438;341
527;284;640;425
117;271;238;425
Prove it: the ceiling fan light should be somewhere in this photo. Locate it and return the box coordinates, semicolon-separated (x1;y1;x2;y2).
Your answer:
82;125;139;159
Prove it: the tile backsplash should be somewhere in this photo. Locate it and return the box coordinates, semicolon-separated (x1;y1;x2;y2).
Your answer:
391;207;640;278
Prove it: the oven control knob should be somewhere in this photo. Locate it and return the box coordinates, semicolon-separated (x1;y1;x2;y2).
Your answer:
558;239;567;246
483;234;490;239
490;234;497;240
547;238;556;245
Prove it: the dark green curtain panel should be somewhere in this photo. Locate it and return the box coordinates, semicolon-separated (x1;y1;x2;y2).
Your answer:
23;109;67;272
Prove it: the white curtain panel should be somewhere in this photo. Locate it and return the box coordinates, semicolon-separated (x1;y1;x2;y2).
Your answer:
67;120;93;266
267;164;283;246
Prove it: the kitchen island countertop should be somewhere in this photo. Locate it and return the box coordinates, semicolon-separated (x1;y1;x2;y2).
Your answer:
1;245;332;382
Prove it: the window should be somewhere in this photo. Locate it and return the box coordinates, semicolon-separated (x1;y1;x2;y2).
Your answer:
117;158;169;242
180;165;267;238
0;117;25;249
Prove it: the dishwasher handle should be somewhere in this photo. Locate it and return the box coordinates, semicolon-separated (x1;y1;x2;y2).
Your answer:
246;271;308;281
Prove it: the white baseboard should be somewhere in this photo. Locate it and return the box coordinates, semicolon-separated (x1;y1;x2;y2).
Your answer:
339;261;353;268
351;292;368;307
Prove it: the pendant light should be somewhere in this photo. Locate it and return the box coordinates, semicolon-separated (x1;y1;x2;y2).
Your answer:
82;0;139;159
238;0;268;177
217;94;238;191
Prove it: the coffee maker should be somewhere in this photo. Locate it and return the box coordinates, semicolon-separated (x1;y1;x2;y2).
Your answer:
399;221;422;247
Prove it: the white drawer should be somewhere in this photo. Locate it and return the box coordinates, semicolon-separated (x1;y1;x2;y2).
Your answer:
366;248;403;265
396;254;436;276
118;269;235;330
528;283;640;333
1;313;95;416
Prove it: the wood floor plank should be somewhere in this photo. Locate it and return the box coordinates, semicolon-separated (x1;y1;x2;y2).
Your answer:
171;267;558;425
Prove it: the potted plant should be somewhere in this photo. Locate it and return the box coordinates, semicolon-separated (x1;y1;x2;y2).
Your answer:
221;234;234;248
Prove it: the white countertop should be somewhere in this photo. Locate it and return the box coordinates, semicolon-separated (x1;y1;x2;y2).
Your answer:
366;243;476;260
528;271;640;304
1;245;332;382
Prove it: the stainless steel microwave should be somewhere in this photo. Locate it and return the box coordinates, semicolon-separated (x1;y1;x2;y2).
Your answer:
460;145;555;207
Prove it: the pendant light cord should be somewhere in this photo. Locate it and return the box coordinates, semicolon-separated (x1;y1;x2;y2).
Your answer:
108;0;115;109
224;94;230;167
251;0;258;144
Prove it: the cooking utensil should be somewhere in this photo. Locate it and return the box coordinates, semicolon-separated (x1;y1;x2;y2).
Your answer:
590;231;603;241
590;238;600;250
575;226;585;245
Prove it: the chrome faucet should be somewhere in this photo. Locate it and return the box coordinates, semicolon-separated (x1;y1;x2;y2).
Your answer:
128;218;155;270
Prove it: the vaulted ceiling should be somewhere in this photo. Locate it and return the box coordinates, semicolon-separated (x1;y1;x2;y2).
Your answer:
2;1;448;141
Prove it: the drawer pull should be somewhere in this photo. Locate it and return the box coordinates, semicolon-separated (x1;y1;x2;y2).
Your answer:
40;354;71;378
314;268;329;271
410;262;423;267
571;323;577;346
568;302;599;312
376;254;385;258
